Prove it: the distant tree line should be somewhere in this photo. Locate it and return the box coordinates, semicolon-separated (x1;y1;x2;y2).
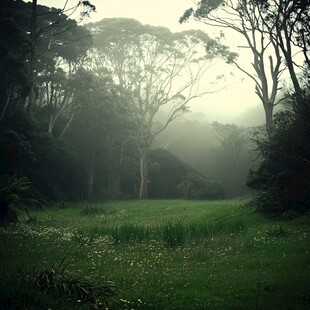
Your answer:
153;119;254;198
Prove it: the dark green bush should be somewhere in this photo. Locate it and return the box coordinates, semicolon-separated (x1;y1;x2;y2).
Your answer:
177;174;225;200
247;90;310;214
147;148;225;199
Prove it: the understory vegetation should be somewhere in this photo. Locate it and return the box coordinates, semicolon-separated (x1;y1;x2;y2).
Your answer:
247;90;310;214
0;200;309;309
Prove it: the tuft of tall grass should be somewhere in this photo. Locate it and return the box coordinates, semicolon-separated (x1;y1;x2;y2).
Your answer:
71;217;245;247
84;225;110;236
218;219;246;236
160;219;187;247
2;257;117;309
188;222;213;239
188;219;245;240
111;223;151;244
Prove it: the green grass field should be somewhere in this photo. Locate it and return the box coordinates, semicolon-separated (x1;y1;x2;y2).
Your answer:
0;200;309;309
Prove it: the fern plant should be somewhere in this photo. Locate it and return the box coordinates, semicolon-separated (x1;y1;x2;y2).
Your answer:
0;174;44;222
5;256;117;308
0;174;43;206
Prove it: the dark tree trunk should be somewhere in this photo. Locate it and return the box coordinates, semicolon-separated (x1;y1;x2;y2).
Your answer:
264;103;274;136
0;199;18;224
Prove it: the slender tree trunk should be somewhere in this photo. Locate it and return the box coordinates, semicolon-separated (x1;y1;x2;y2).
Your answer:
48;116;55;135
0;89;11;122
27;0;37;114
59;110;75;139
139;148;149;200
285;56;301;95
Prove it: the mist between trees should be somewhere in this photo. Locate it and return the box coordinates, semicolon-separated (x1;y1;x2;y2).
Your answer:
0;0;309;217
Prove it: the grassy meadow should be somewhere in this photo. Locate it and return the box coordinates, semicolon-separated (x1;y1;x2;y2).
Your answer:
0;199;309;309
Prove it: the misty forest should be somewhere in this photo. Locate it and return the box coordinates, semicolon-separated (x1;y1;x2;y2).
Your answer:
0;0;309;309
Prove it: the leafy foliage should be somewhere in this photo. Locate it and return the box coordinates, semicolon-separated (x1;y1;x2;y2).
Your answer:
89;17;229;199
4;258;117;309
0;0;31;119
0;174;43;207
177;174;225;200
247;89;310;213
29;133;88;201
0;113;88;202
148;149;225;199
211;122;253;197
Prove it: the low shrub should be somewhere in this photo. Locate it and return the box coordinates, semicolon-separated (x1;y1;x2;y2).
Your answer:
2;257;117;309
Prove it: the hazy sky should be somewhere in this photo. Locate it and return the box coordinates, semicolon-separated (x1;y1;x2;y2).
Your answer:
39;0;260;124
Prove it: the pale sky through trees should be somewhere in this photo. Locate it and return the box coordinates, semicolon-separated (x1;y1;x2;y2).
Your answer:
39;0;261;124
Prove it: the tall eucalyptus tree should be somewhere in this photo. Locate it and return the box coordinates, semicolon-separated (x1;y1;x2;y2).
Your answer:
181;0;284;134
88;18;229;199
27;0;95;114
65;68;137;200
255;0;310;94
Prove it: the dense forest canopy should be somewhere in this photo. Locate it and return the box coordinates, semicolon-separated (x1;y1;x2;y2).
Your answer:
0;0;309;219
